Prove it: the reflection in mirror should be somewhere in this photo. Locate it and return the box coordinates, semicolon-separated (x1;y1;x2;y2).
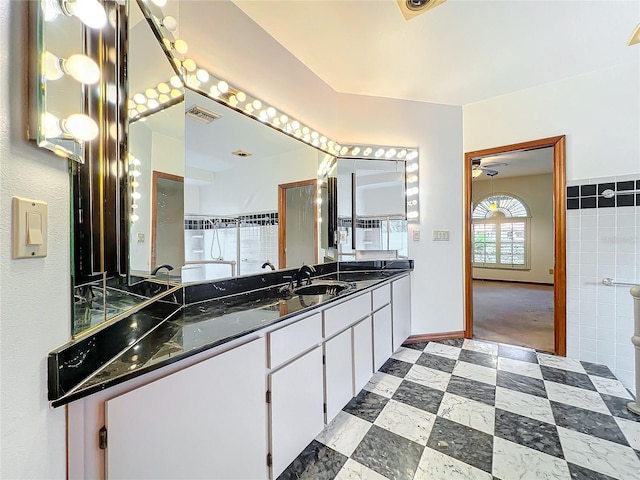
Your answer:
337;159;408;261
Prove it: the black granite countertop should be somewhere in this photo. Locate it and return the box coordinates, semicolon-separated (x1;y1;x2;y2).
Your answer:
49;261;412;407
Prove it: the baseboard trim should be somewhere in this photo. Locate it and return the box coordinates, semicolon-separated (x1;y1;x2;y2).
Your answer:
404;331;465;344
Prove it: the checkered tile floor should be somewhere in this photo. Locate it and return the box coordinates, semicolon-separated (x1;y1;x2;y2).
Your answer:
277;338;640;480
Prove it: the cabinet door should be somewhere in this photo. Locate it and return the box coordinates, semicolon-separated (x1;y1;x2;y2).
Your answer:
324;329;354;423
373;305;393;371
352;317;374;395
270;347;324;479
105;338;268;480
392;275;412;351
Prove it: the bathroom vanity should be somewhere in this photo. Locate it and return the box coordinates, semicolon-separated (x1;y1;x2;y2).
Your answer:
52;262;412;479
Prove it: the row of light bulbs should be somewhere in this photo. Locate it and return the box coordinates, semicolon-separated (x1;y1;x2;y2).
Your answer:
128;154;142;223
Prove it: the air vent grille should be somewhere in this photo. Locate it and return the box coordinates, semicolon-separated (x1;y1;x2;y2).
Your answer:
185;105;221;125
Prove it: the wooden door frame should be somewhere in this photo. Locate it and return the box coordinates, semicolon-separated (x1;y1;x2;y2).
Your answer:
151;171;184;270
463;136;567;355
278;179;319;268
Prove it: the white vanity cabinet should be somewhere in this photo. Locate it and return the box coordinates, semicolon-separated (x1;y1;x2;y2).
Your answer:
267;313;324;479
373;304;393;371
352;317;374;395
392;274;412;351
104;338;268;480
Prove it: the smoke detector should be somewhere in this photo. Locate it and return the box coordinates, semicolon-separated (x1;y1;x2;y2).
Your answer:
232;150;252;157
185;105;221;125
396;0;447;20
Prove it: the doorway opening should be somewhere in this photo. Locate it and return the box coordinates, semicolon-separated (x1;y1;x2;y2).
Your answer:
463;136;566;355
278;180;318;268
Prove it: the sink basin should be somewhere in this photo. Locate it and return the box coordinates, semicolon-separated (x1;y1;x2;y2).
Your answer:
294;281;352;296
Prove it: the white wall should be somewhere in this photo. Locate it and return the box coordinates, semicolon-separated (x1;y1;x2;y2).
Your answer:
0;2;67;478
472;174;554;284
464;59;640;387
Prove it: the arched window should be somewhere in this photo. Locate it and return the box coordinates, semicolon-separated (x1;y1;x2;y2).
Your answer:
472;194;531;269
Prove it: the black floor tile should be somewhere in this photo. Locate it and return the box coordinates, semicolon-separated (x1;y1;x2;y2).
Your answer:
351;424;423;480
426;416;493;473
392;379;444;414
379;358;413;378
551;401;630;446
402;342;428;351
434;339;465;348
600;393;640;422
494;408;564;459
277;440;347;480
497;370;547;398
568;462;617;480
498;344;538;364
541;365;596;391
343;390;389;423
416;352;457;373
446;375;496;407
458;349;498;369
580;361;617;380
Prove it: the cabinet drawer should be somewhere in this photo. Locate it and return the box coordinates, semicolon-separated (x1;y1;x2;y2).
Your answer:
324;293;371;339
372;284;391;311
269;313;322;369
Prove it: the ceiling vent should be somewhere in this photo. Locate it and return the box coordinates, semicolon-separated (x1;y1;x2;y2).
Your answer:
185;105;221;125
232;150;252;157
396;0;447;20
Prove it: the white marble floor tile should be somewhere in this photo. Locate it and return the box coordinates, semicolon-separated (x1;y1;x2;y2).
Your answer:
374;399;436;445
493;437;571;480
544;381;610;415
452;361;497;386
615;417;640;450
424;342;461;360
334;458;389;480
495;386;555;424
315;411;372;457
558;426;640;479
463;339;499;356
590;376;634;400
416;446;492;480
499;342;535;352
405;364;451;391
363;372;403;399
391;346;422;364
537;352;586;373
437;392;495;435
497;357;543;380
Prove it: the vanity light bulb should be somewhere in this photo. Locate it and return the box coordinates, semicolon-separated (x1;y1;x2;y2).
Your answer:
252;99;262;110
217;81;229;94
407;175;418;183
133;93;147;105
291;120;300;130
64;54;100;84
363;147;372;156
304;134;311;142
351;147;361;156
42;0;63;22
266;107;276;118
312;139;320;146
157;82;170;94
311;131;319;139
145;88;158;99
209;86;220;98
302;126;310;134
406;163;419;173
196;69;209;83
161;15;177;32
131;180;139;188
170;89;182;98
259;110;269;121
169;75;183;88
398;149;407;158
182;58;196;72
375;148;384;158
147;99;159;109
64;0;107;29
130;170;141;178
131;191;141;199
130;157;141;166
340;147;348;155
245;104;254;113
151;0;168;6
320;136;327;144
136;104;148;113
128;109;137;118
158;94;169;103
42;112;62;138
406;150;418;160
43;51;64;81
272;117;280;126
228;95;238;107
236;91;247;102
130;213;139;223
279;114;288;124
407;211;419;219
385;148;397;159
62;113;99;141
131;204;139;210
406;187;419;196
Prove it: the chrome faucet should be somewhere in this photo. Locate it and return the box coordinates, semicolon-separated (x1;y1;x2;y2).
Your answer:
295;264;316;287
261;260;276;271
151;264;174;276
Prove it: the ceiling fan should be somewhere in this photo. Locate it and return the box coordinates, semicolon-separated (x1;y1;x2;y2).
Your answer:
397;0;447;20
471;159;508;178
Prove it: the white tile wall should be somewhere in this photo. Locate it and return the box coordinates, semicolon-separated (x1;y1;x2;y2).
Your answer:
565;176;639;390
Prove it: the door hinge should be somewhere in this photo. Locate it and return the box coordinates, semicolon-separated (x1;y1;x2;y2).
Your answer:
323;403;327;414
98;426;107;450
266;390;271;404
267;453;272;467
322;355;326;365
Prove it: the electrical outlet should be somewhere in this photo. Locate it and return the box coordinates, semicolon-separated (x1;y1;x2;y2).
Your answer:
432;230;450;241
549;268;554;275
412;230;420;242
137;233;145;243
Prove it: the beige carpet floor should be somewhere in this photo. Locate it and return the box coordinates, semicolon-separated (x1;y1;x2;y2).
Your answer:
472;279;554;352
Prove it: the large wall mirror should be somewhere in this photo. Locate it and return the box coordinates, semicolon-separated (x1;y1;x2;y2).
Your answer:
66;0;418;338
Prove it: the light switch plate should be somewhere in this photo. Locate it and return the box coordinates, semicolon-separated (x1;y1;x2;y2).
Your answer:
412;230;420;242
432;230;450;241
13;196;48;258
